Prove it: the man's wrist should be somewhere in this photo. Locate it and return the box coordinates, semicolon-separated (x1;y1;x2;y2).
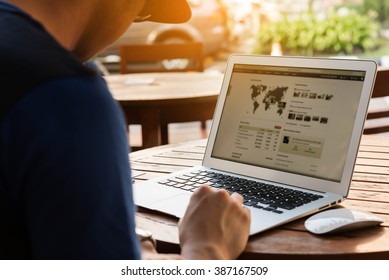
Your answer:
181;243;227;260
136;227;157;248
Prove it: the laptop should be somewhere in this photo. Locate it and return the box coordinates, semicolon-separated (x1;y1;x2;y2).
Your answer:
132;55;377;235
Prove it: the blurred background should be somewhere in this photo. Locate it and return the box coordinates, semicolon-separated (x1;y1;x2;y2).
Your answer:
96;0;389;147
95;0;389;73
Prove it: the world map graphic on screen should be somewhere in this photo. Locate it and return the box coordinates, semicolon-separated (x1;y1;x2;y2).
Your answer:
250;84;288;116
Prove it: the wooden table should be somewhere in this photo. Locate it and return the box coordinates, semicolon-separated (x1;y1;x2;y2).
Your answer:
130;135;389;259
105;72;223;149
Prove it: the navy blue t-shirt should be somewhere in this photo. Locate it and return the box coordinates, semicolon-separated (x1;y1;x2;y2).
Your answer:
0;2;140;259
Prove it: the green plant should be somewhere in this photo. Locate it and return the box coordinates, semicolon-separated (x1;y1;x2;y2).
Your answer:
363;0;389;26
253;8;380;56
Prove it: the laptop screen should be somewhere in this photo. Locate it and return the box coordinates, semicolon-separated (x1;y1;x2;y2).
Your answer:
211;63;366;182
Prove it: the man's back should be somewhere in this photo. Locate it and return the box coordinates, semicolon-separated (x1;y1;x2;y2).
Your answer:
0;2;140;259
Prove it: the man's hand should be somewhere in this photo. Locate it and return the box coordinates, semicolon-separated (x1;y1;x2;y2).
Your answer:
178;185;251;259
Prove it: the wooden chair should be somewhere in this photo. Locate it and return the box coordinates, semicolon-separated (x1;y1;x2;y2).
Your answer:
364;68;389;134
120;42;204;74
119;42;208;147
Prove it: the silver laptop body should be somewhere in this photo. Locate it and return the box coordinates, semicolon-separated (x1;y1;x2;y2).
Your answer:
132;55;377;235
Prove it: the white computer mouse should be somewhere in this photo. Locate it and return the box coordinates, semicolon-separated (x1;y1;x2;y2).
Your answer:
304;208;383;235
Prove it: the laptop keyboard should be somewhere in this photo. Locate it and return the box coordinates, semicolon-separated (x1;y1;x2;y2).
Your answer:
158;170;323;214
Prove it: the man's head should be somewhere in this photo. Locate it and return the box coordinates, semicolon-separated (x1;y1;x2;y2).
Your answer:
81;0;192;59
5;0;191;60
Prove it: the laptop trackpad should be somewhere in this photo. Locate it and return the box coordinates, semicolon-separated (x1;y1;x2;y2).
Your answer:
151;193;192;218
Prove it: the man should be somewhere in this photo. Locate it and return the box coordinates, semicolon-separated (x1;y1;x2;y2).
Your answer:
0;0;250;259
